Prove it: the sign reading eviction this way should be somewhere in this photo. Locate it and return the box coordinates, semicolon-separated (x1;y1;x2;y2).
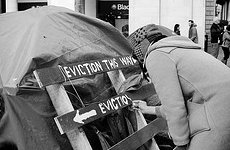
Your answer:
55;93;133;134
34;55;138;87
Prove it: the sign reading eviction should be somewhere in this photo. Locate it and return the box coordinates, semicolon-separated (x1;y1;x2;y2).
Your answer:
62;55;137;78
34;55;138;87
54;93;132;134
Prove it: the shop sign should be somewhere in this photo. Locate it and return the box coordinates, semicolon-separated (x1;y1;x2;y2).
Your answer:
98;1;129;16
111;3;129;11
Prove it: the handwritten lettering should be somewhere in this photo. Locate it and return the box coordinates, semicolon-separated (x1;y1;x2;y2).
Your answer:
63;61;103;77
119;56;135;66
61;56;138;79
98;94;132;114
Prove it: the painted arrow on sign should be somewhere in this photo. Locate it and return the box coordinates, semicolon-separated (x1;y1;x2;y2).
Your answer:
73;109;97;124
54;83;156;134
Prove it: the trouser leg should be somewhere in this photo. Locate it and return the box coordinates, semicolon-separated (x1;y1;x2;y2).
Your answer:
222;47;229;64
208;43;219;58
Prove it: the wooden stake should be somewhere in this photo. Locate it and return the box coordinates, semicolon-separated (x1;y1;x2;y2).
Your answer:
107;70;159;150
108;118;167;150
46;84;92;150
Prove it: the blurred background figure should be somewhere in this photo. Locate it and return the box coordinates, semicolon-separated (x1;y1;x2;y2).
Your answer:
220;24;230;65
188;20;198;43
174;24;181;35
209;17;222;58
122;24;129;37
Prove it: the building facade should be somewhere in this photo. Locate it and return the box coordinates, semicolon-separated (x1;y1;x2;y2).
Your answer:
0;0;223;48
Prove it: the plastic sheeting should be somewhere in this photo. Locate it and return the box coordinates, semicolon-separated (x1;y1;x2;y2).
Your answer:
0;6;145;150
0;6;135;95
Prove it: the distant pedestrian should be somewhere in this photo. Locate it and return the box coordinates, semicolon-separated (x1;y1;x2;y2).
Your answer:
174;24;181;35
122;24;129;37
221;25;230;65
188;20;198;43
218;19;228;47
209;17;222;58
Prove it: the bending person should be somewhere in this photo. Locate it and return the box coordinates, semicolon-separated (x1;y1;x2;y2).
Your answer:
128;24;230;150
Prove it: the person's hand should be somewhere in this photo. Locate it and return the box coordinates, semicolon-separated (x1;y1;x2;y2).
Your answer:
132;100;149;114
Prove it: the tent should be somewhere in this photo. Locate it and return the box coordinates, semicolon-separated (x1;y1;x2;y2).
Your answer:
0;6;174;150
0;5;142;150
0;5;135;95
0;6;163;150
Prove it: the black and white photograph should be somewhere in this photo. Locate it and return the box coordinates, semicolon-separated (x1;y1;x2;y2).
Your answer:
1;0;230;150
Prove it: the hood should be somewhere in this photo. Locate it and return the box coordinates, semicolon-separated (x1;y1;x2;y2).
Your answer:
147;36;201;53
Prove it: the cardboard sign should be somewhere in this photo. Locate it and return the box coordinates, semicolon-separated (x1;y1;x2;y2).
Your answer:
34;55;138;87
54;83;155;134
55;93;132;134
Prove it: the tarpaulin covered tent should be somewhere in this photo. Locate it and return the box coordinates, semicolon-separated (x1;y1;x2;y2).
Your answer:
0;6;144;150
0;5;135;95
0;5;175;150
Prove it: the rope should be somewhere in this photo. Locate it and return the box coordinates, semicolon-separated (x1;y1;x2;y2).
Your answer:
58;65;67;83
58;65;85;107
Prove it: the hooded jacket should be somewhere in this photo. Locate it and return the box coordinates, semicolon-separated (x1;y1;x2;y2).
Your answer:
188;24;198;43
144;36;230;147
221;30;230;48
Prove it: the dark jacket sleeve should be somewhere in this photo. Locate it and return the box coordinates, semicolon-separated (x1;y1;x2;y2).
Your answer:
211;25;220;35
146;51;190;146
210;24;222;43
